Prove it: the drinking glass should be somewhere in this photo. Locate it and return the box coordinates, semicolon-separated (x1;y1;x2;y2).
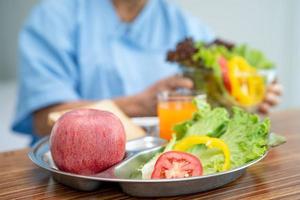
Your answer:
157;90;206;140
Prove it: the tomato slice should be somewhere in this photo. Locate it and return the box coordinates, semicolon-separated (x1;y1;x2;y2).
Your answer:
151;151;203;179
218;56;232;93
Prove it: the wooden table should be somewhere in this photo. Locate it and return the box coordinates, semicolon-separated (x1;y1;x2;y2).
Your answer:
1;110;300;200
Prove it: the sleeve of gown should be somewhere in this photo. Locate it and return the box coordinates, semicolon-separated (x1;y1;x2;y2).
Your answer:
12;0;80;136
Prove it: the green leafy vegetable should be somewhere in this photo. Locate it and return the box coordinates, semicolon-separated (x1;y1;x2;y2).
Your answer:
233;45;274;69
186;145;225;174
186;108;229;137
174;99;229;139
268;132;286;147
220;108;270;168
192;44;231;70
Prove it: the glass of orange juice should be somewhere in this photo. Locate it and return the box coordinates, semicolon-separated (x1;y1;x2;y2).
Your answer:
157;90;206;140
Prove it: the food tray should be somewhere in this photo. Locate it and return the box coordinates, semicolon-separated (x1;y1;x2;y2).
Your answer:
29;136;267;197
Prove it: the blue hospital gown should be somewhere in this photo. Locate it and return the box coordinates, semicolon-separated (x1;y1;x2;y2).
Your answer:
12;0;215;144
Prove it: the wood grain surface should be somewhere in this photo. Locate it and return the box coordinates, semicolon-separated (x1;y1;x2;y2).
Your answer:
0;109;300;200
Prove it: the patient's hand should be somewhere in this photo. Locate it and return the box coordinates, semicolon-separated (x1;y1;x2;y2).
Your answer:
114;75;193;117
258;80;283;114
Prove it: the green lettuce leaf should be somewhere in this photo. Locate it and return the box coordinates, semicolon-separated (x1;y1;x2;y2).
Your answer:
233;45;274;69
268;132;286;147
186;108;229;137
220;107;270;168
174;100;229;139
186;145;225;174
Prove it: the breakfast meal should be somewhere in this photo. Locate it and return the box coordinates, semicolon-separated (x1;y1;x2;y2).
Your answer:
46;39;282;180
49;99;285;179
50;109;126;175
7;0;297;198
167;38;276;110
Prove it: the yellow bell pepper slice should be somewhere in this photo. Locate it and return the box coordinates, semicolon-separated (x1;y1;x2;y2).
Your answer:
228;56;265;106
174;136;231;171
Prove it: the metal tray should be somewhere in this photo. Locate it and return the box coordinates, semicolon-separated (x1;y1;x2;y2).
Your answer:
29;136;267;197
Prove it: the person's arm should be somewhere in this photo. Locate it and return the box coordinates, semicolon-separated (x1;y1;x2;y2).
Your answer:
34;101;91;136
33;75;193;136
33;98;140;136
12;1;83;138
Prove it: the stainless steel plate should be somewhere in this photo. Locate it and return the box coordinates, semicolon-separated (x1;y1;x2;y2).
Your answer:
29;137;267;197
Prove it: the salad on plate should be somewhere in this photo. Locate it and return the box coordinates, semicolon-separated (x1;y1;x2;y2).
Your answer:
134;99;285;179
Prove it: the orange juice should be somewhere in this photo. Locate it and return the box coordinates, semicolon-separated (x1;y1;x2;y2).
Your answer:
158;100;197;140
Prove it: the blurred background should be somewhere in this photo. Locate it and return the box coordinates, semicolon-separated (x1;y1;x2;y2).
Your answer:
1;0;299;152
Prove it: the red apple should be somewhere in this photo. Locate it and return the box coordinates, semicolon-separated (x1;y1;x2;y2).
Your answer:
50;109;126;175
